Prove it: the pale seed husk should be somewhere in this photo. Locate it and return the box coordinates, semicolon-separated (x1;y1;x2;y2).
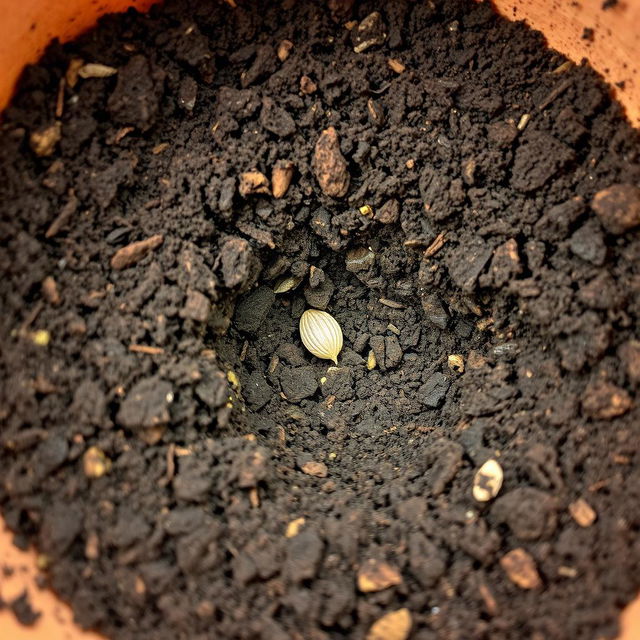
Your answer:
299;309;343;364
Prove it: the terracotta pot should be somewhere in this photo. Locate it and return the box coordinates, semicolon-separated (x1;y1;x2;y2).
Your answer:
0;0;638;638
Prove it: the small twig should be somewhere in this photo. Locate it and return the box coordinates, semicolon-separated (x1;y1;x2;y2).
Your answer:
378;298;405;309
18;302;44;336
158;443;176;487
424;232;447;257
55;78;65;119
538;78;572;111
129;344;164;355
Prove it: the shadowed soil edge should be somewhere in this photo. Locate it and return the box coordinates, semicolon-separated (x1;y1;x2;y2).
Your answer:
1;0;640;638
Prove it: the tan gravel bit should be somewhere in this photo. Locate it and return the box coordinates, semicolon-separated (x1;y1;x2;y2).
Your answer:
272;160;294;198
500;548;542;589
568;498;597;527
366;608;412;640
448;354;464;373
239;170;270;196
30;122;62;157
300;460;328;478
300;75;317;94
111;234;164;270
473;459;503;502
357;559;403;592
83;446;112;478
285;517;306;538
312;127;350;198
277;39;294;62
591;183;640;234
42;276;61;305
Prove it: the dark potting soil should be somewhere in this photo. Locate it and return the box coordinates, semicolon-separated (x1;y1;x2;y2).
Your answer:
1;0;640;638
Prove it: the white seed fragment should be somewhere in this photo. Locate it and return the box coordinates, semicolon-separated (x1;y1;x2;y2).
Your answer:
299;309;343;365
78;63;118;79
473;459;503;502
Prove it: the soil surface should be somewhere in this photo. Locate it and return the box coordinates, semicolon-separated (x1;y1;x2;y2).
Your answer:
1;1;640;639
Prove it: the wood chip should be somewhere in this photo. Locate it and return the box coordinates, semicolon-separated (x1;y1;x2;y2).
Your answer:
272;160;294;198
387;58;406;74
300;461;328;478
366;608;412;640
473;459;503;502
500;548;541;589
111;234;163;270
568;498;597;527
249;487;260;508
285;517;306;538
357;559;403;592
239;170;270;196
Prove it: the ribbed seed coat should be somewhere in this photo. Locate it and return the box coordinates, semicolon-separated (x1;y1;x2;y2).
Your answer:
299;309;343;364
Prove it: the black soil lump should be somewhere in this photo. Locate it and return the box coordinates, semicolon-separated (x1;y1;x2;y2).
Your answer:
1;1;640;639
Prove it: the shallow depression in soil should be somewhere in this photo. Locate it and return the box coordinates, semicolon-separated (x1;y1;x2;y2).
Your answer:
216;244;491;490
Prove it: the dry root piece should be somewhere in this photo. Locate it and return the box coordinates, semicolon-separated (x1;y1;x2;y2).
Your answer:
239;170;270;196
473;459;503;502
500;548;541;589
591;183;640;234
357;559;403;593
30;122;62;157
277;39;294;62
111;234;164;270
568;498;597;527
272;160;295;198
366;609;412;640
312;127;350;198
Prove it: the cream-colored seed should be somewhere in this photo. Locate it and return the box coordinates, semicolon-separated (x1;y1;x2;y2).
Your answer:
299;309;343;364
473;459;503;502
